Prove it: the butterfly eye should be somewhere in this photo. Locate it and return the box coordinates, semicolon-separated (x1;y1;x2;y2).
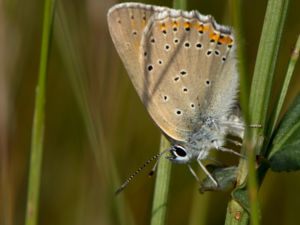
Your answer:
173;145;187;157
169;145;191;164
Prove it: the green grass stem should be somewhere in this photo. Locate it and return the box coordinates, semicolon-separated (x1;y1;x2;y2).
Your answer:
268;34;300;138
150;136;172;225
225;0;290;225
24;1;55;225
248;0;289;139
230;0;249;121
247;1;289;224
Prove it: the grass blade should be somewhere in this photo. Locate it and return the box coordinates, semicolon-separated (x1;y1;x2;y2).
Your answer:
150;136;172;225
249;0;289;136
226;0;290;225
268;34;300;137
247;1;289;224
229;0;249;121
24;1;56;225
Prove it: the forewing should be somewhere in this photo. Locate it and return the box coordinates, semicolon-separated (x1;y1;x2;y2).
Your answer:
108;3;238;142
140;9;238;141
107;3;167;92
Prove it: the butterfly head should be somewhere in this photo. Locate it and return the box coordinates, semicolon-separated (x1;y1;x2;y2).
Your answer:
168;144;194;164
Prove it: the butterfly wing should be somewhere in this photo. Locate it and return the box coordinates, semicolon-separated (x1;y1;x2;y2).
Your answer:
107;3;167;93
139;10;238;141
108;3;238;142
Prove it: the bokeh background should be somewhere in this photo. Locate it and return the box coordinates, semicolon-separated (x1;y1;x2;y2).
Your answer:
0;0;299;225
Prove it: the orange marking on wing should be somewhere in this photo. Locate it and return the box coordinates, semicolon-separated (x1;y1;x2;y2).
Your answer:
221;35;234;45
197;23;204;33
160;22;166;30
203;24;210;32
184;21;191;29
172;20;178;27
209;31;220;42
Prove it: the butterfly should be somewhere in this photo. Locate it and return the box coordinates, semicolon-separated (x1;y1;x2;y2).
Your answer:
107;2;244;193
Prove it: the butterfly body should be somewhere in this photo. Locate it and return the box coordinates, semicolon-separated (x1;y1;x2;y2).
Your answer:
169;114;232;163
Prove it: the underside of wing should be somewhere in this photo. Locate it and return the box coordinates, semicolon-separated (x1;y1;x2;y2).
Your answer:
107;3;167;91
108;3;238;143
139;9;238;142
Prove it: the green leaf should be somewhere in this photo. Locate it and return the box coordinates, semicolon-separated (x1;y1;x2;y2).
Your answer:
269;93;300;171
232;186;250;213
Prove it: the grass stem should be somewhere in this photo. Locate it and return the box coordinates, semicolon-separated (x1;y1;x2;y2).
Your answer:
225;0;290;224
25;1;55;225
150;136;172;225
268;34;300;137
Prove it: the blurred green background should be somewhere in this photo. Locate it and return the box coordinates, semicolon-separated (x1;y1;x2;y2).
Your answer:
0;0;299;225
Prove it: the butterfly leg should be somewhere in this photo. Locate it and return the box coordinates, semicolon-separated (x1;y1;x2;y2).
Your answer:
226;137;242;146
196;158;218;187
249;124;262;128
213;141;245;158
187;164;201;183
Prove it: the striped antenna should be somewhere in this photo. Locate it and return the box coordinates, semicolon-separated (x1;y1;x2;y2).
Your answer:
115;148;171;195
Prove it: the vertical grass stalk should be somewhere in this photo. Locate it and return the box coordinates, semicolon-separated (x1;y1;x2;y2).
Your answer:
150;136;172;225
248;0;289;144
247;1;289;224
268;34;300;137
229;0;249;121
225;0;290;224
24;1;55;225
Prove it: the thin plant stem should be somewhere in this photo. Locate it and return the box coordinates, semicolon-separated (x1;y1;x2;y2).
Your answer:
229;0;249;122
24;1;56;225
225;0;290;224
150;136;172;225
247;1;289;224
268;34;300;138
248;0;289;141
224;1;250;223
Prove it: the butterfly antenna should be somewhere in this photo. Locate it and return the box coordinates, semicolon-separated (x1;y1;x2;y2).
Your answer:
115;148;171;195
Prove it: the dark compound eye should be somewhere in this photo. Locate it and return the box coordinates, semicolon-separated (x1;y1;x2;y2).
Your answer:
173;145;187;157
